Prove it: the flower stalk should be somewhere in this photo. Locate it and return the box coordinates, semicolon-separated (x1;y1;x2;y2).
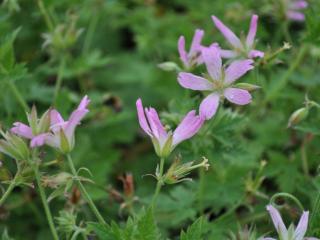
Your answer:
66;154;106;226
151;157;165;207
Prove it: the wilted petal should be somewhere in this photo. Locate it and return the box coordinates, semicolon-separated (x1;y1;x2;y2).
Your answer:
190;29;204;55
136;99;152;136
178;36;189;68
178;72;213;91
248;50;264;58
266;205;288;238
199;93;220;120
287;11;305;21
224;88;252;105
246;15;258;48
30;133;49;148
220;49;238;58
212;15;242;49
172;110;204;146
224;59;254;84
202;46;222;80
294;211;309;240
11;122;33;139
145;107;167;141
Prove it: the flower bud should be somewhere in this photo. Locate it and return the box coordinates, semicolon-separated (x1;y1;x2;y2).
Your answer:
157;62;181;72
0;130;30;161
287;107;309;128
234;83;261;92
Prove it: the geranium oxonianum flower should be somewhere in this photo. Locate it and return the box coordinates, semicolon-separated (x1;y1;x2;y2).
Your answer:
30;95;90;153
178;45;254;120
136;98;204;158
178;29;205;70
212;14;264;59
260;204;318;240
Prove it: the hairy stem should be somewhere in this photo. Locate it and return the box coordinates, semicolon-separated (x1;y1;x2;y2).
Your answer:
53;57;66;106
151;157;165;207
33;165;59;240
0;173;19;206
36;0;54;32
5;79;29;112
66;154;107;225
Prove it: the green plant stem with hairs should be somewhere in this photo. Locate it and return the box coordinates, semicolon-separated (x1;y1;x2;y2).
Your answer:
0;168;20;206
53;56;66;106
36;0;54;32
66;154;107;226
5;78;29;112
30;151;59;240
151;157;165;207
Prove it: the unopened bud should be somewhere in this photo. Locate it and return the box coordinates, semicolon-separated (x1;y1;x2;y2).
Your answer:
234;83;261;92
157;62;181;72
287;107;309;128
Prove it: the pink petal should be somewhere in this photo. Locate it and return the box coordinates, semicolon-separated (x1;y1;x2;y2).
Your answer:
78;95;90;110
11;122;33;139
246;15;258;48
190;29;204;56
145;107;167;141
30;133;49;148
136;99;152;137
172;110;204;146
44;133;60;149
178;72;213;91
224;59;254;84
202;46;222;80
287;11;305;21
178;36;189;68
199;93;220;120
291;0;308;9
294;211;309;240
212;15;242;49
50;109;64;126
224;88;252;105
248;49;264;58
266;205;288;238
219;49;238;59
64;97;90;141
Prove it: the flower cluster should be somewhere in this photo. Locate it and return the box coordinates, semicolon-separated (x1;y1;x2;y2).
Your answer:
11;96;90;154
284;0;308;22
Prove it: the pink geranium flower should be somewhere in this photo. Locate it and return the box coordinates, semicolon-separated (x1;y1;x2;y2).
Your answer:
178;29;205;69
136;98;204;158
212;14;264;59
286;0;308;22
12;96;90;153
178;45;254;120
261;204;318;240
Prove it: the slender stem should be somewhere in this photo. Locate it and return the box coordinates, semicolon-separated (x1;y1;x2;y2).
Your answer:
198;168;205;214
5;79;29;112
0;174;18;206
82;13;99;54
53;57;66;106
151;157;165;207
36;0;54;32
270;192;305;211
66;154;107;225
309;190;320;233
33;165;59;240
301;135;309;177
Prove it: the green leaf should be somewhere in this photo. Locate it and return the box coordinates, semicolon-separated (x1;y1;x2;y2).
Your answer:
180;217;206;240
136;208;160;240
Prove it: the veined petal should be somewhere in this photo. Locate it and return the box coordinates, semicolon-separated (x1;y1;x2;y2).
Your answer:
224;59;254;84
145;107;167;141
246;15;258;48
294;211;309;240
178;36;189;68
224;88;252;105
266;205;288;238
219;49;238;59
190;29;204;55
287;11;305;21
172;110;204;146
199;93;220;120
212;15;242;49
11;122;33;139
248;49;264;58
136;99;152;136
202;45;222;80
30;133;49;148
178;72;213;91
